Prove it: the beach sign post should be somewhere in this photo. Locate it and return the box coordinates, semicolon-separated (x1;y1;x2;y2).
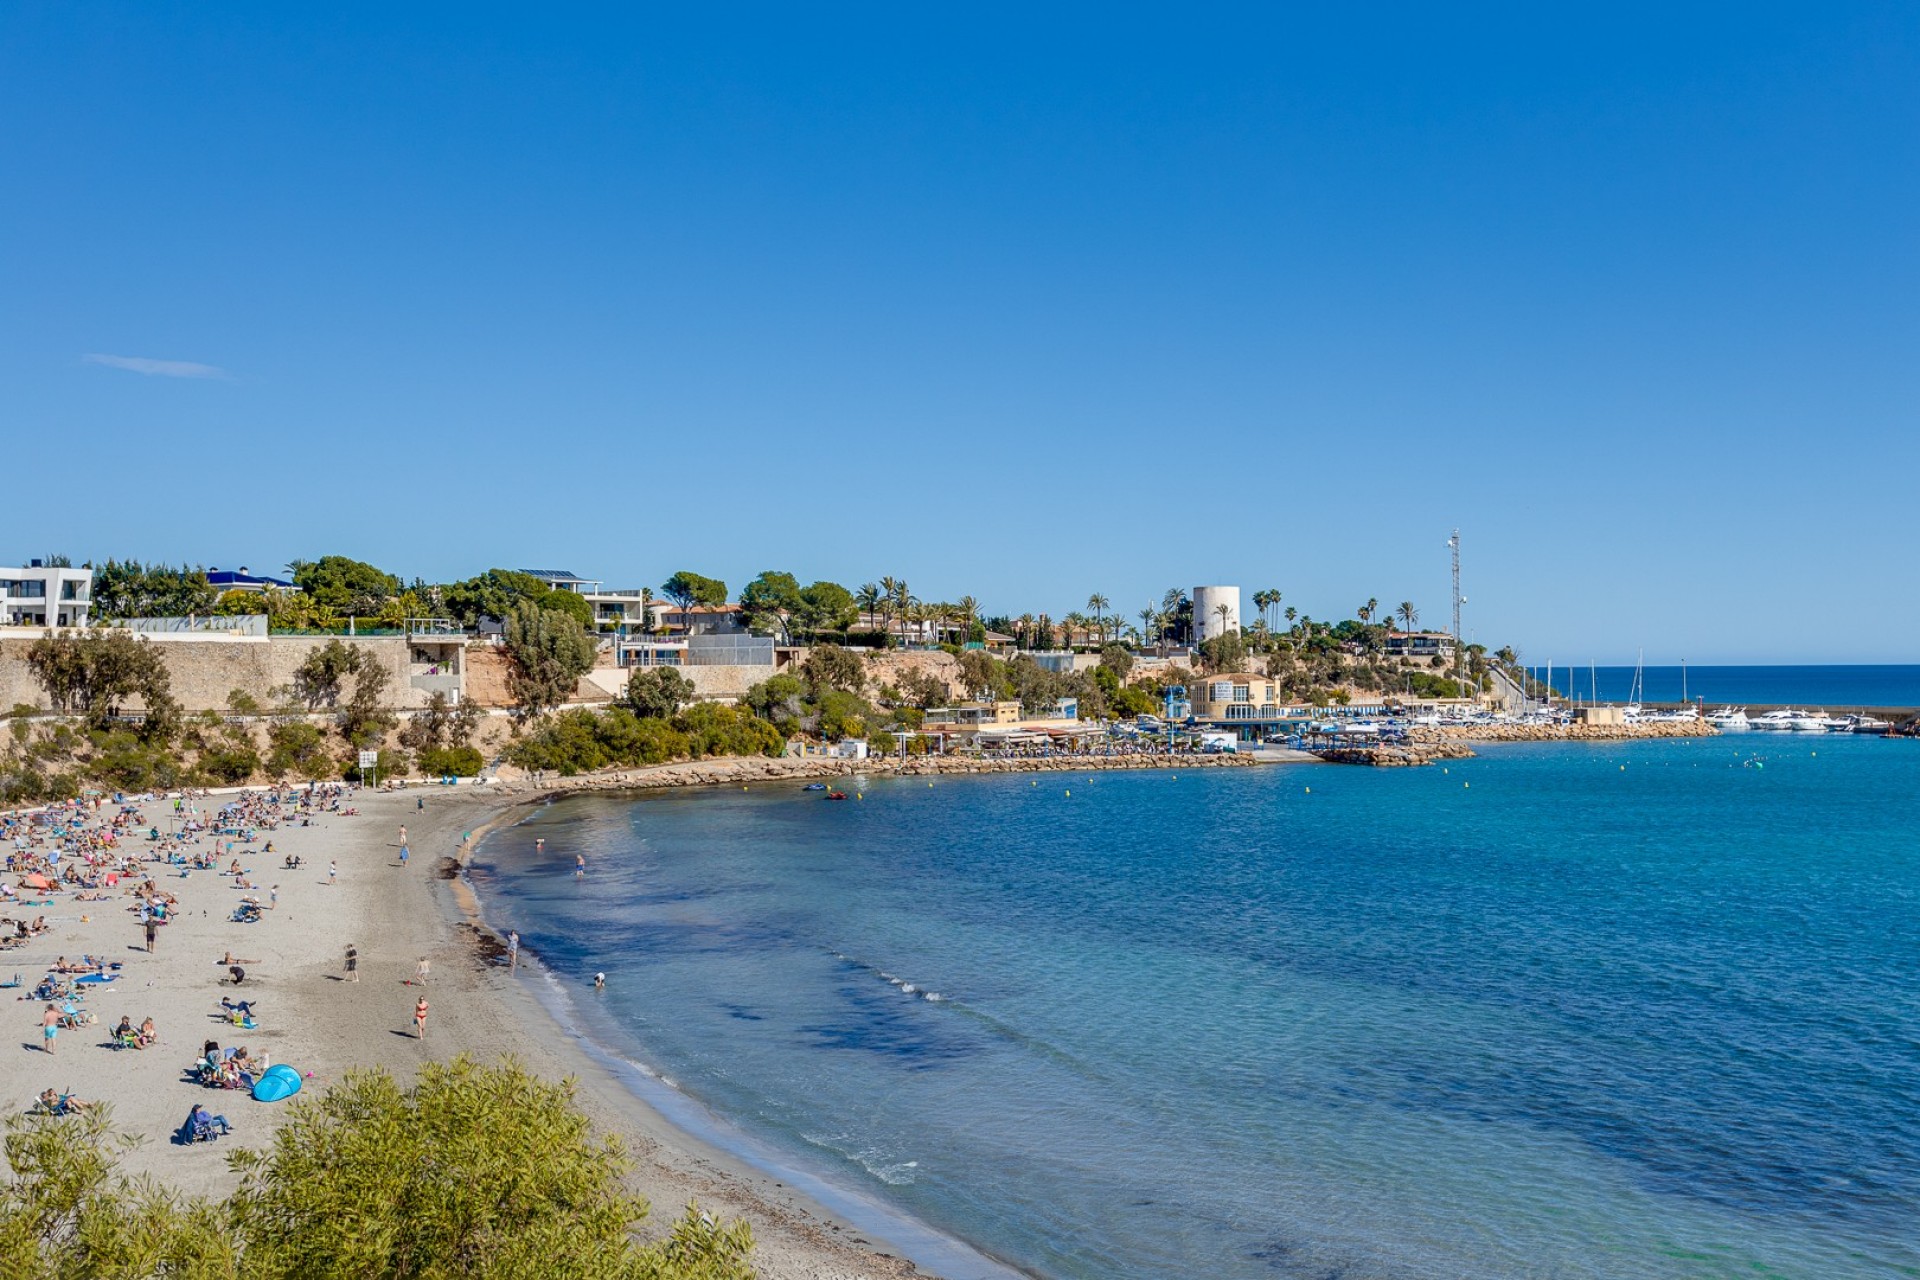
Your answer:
358;748;378;789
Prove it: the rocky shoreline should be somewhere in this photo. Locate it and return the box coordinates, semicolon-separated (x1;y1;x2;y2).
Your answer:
1316;741;1478;767
518;749;1258;797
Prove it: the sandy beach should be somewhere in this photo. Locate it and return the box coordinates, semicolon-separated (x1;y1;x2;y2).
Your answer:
0;783;1008;1280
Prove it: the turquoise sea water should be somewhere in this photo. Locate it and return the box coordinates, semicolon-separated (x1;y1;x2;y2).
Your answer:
471;738;1920;1279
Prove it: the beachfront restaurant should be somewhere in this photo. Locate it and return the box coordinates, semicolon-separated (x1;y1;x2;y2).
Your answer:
1189;673;1393;741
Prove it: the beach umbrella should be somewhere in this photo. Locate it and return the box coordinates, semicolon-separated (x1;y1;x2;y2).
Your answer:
19;874;50;890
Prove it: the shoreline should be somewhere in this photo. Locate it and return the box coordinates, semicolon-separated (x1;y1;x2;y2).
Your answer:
448;786;1032;1280
0;783;1013;1280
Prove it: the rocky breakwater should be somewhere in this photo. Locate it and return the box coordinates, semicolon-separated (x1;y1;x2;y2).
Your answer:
1315;741;1477;767
1409;720;1716;745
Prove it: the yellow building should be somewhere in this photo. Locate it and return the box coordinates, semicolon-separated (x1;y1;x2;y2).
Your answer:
1190;673;1285;722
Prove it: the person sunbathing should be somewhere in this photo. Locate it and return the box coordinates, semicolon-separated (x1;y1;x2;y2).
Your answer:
139;1016;156;1047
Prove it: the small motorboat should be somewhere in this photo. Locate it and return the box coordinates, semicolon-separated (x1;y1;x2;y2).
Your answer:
826;791;848;801
802;783;828;791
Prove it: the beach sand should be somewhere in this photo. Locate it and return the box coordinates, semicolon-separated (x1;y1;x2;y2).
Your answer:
0;785;998;1279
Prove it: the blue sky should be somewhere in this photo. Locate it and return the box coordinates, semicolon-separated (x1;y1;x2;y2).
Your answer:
4;5;1914;662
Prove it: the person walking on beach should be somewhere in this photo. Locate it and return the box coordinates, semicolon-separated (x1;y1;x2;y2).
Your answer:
327;860;337;886
40;1004;58;1054
399;842;408;869
144;915;157;953
269;885;278;911
398;824;407;849
344;944;358;983
506;930;519;972
413;956;430;985
412;995;429;1039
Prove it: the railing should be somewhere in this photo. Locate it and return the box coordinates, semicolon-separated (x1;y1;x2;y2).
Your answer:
109;616;269;636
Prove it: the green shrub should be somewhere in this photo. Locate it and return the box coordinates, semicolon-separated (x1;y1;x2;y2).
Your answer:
676;704;783;759
266;721;333;780
201;743;262;785
418;745;485;777
0;1057;755;1278
88;730;190;792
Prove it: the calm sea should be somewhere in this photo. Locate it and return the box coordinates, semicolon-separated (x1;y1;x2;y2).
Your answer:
1542;664;1920;707
471;738;1920;1279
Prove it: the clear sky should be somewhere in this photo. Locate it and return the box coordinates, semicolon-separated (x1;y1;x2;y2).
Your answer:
4;5;1914;662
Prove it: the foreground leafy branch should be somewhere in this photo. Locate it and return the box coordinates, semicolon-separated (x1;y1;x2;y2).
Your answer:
0;1057;753;1280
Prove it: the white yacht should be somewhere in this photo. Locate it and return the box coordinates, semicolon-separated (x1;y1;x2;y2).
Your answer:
1707;707;1750;731
1751;709;1809;731
1846;715;1893;735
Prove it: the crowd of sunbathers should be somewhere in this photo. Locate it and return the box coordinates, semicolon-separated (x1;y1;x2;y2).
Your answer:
6;782;358;1128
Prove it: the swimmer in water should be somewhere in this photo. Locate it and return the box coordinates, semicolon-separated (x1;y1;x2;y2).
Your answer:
593;972;605;991
574;853;585;877
535;837;545;854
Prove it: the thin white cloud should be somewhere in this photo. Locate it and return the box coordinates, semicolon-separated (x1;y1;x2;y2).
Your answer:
83;353;230;380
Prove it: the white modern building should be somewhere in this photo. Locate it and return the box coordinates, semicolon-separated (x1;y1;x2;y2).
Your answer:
521;569;657;633
1;561;92;628
1191;585;1241;642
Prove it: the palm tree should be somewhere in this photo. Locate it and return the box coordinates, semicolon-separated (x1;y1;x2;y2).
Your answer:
1016;613;1036;649
1138;605;1159;649
1213;601;1234;639
1284;606;1297;633
1087;593;1109;643
1266;588;1282;630
636;586;654;635
957;595;979;638
1398;601;1418;636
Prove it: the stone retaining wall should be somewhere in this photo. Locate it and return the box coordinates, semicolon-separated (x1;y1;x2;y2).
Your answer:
0;633;445;714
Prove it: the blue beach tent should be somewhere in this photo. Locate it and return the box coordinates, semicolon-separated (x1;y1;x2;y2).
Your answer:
251;1064;303;1103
